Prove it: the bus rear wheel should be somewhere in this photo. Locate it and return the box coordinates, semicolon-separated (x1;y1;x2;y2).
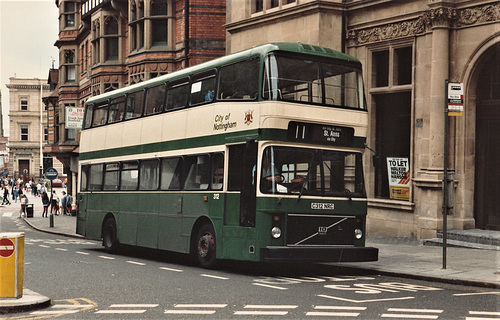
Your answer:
195;224;217;268
103;218;119;253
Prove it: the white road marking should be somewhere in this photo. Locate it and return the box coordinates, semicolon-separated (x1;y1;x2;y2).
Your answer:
126;260;146;266
318;294;414;303
173;304;227;308
98;255;115;260
454;292;500;296
165;310;216;315
244;305;297;309
159;266;183;272
234;310;288;316
200;274;229;280
96;310;147;314
253;282;288;290
388;308;443;313
76;251;90;255
306;311;360;317
110;304;159;308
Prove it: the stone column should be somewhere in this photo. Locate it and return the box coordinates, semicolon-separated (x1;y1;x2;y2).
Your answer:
414;5;455;239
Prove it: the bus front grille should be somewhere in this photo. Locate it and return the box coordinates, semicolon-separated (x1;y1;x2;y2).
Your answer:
286;214;355;246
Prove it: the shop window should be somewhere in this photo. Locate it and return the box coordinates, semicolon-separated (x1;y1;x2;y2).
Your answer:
374;93;411;199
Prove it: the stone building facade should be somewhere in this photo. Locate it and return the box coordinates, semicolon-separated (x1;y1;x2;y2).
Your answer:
226;0;500;237
6;78;63;182
48;0;226;194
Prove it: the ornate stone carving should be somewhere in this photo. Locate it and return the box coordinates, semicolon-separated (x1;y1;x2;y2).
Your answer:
456;3;500;27
347;3;500;45
347;18;427;45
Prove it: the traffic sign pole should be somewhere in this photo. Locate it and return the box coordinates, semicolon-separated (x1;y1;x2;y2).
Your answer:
44;167;58;229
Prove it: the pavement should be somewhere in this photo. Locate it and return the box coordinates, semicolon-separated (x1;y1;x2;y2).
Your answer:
1;191;499;314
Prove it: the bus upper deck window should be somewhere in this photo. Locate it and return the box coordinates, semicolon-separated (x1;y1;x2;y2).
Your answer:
84;104;94;129
190;71;216;106
218;59;259;100
165;79;189;111
125;90;145;120
108;96;126;123
92;102;109;127
144;84;166;115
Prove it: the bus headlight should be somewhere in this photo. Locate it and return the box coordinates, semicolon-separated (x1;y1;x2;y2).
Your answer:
271;227;282;239
354;229;363;240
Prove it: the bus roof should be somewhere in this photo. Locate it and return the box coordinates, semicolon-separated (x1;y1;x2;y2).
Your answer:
86;42;361;105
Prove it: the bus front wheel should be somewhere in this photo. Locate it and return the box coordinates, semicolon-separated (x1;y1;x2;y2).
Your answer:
195;224;217;268
103;218;119;253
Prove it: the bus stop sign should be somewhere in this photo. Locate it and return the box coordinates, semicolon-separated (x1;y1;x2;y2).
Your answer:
45;167;58;181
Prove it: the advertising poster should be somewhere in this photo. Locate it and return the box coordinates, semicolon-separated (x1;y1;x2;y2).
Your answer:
65;106;85;129
386;157;410;200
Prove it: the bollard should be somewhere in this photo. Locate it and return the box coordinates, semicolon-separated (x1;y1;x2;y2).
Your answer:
50;213;54;228
0;233;24;299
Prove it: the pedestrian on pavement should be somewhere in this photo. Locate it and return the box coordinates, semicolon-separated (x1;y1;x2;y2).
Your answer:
41;191;49;217
2;186;11;205
12;186;18;203
61;191;68;215
66;193;73;216
50;190;60;215
19;195;28;218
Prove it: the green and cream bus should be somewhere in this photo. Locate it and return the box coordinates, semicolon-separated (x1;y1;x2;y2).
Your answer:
77;43;378;268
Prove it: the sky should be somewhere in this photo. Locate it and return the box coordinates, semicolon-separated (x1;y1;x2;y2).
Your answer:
0;0;59;136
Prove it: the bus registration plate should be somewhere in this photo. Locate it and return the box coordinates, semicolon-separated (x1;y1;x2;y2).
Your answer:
311;203;335;210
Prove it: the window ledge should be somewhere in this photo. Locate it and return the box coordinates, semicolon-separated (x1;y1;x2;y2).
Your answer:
368;198;414;212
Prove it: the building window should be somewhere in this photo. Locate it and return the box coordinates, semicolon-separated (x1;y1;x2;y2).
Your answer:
371;46;412;88
151;0;168;46
92;20;100;65
130;0;144;51
20;126;29;141
66;128;76;141
20;98;28;111
64;1;76;28
44;127;48;141
370;45;413;200
253;0;295;13
63;50;76;82
104;16;119;61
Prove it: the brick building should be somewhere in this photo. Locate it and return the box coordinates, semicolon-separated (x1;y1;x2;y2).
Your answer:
46;0;226;194
226;0;500;236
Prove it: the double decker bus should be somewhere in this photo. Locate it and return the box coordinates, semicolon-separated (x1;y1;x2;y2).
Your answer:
77;43;378;268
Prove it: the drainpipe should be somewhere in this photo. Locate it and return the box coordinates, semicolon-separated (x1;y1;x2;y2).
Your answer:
184;0;189;68
341;0;346;53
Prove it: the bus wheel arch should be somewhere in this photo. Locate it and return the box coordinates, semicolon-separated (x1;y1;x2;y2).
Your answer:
191;218;218;269
102;213;119;253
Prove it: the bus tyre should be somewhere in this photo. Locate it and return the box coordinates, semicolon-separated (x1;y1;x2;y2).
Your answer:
195;224;217;268
103;218;119;253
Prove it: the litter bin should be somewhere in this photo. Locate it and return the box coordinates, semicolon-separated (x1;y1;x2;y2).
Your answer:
25;204;34;218
0;233;24;298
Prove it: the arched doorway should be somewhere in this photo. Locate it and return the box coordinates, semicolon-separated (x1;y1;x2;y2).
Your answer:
474;42;500;230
